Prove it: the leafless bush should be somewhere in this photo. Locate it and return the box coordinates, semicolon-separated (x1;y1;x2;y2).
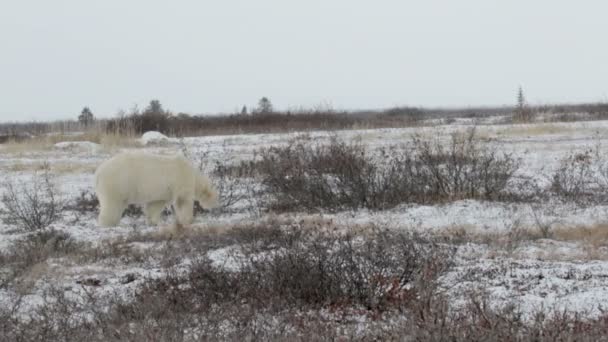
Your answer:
13;229;78;266
529;204;561;239
5;284;608;341
384;106;426;123
94;226;452;339
207;160;256;211
0;222;454;341
1;164;64;231
413;128;520;201
410;291;608;341
550;149;608;205
1;229;80;285
121;204;143;218
257;136;374;211
3;218;608;341
212;158;264;179
106;107;368;136
551;150;593;202
257;130;519;212
189;146;261;214
65;189;99;215
6;224;608;341
242;227;451;310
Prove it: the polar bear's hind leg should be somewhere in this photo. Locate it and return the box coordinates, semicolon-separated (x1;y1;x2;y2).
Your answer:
144;200;167;225
174;196;194;226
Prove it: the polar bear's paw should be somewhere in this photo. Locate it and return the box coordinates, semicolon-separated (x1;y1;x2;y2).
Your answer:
157;223;189;238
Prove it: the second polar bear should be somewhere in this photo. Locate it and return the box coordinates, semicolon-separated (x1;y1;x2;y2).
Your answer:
95;152;219;227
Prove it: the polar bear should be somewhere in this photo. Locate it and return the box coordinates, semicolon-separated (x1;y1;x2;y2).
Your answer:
95;152;219;228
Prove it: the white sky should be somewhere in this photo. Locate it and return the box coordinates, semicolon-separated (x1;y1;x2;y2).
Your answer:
1;0;607;121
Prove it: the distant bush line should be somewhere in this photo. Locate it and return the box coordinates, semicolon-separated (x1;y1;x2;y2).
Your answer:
0;107;429;139
2;102;608;139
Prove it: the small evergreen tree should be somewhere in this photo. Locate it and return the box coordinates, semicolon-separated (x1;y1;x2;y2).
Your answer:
144;99;164;115
241;105;248;115
256;97;273;114
78;107;95;127
515;86;533;122
138;99;171;133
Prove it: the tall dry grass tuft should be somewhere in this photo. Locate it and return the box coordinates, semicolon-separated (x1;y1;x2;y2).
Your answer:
0;123;140;154
553;224;608;244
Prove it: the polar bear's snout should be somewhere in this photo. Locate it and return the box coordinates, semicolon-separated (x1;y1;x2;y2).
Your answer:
195;174;220;209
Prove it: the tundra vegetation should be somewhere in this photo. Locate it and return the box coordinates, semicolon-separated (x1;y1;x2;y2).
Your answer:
3;101;608;340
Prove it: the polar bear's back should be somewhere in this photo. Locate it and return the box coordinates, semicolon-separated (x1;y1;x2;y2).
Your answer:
95;152;195;204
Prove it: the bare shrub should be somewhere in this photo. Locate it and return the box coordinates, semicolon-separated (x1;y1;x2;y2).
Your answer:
240;227;451;310
529;204;560;239
413;128;520;202
1;229;80;285
93;225;452;339
1;223;451;340
6;222;608;340
257;130;519;212
409;291;608;341
551;151;593;199
12;229;78;266
212;158;264;179
384;106;426;123
65;189;99;215
206;160;256;211
188;144;260;214
258;136;374;211
121;204;143;218
550;149;608;205
5;283;608;341
1;164;64;231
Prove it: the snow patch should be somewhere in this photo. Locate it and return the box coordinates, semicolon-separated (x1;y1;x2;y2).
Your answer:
54;141;101;153
140;131;172;146
207;246;244;272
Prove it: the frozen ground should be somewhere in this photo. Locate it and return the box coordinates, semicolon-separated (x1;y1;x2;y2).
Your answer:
3;119;608;327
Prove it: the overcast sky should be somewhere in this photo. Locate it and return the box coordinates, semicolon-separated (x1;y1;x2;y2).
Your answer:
1;0;607;121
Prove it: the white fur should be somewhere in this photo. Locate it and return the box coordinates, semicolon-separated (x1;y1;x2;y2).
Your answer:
95;152;218;227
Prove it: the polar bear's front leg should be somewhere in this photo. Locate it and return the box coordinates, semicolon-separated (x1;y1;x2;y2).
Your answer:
173;196;194;226
98;198;126;227
144;200;167;225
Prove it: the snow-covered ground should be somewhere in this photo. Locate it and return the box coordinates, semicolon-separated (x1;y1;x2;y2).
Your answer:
3;119;608;327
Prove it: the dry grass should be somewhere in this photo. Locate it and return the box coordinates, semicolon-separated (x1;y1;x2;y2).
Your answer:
52;163;97;174
439;224;538;245
438;223;608;261
3;161;49;172
0;129;140;154
4;161;97;174
97;131;141;150
496;123;579;137
192;214;381;237
1;139;53;154
553;224;608;244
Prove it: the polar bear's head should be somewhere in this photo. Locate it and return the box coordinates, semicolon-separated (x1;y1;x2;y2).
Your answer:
195;173;220;209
